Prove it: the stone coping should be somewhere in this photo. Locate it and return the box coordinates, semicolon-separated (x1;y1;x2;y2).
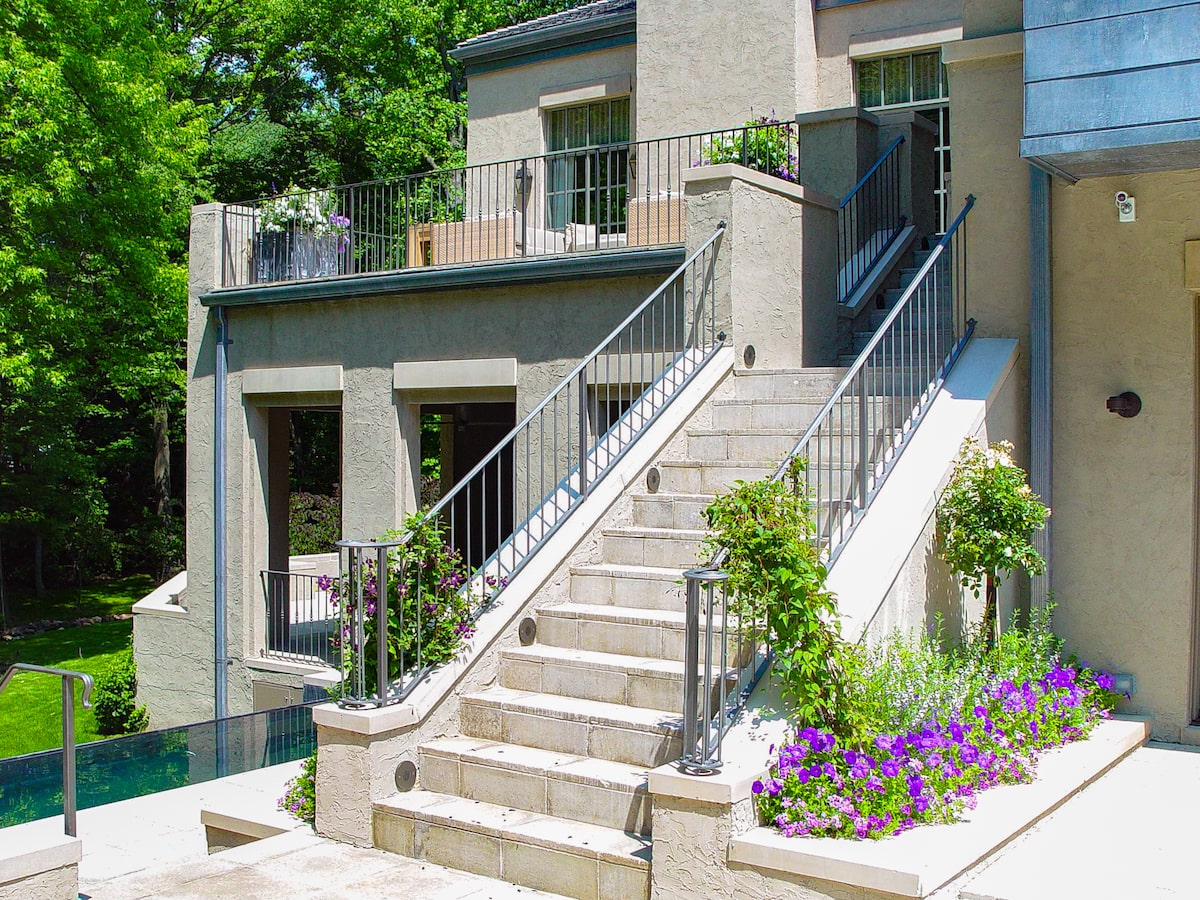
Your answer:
0;831;80;886
131;569;188;618
726;716;1149;898
682;164;839;210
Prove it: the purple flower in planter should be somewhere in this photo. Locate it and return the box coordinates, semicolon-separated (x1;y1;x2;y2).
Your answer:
752;780;765;795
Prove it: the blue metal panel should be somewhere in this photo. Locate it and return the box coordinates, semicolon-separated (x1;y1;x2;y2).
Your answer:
1025;0;1197;29
1025;4;1200;83
1022;0;1200;177
1025;61;1200;137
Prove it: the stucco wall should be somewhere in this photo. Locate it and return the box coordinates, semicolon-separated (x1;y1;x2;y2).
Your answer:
636;0;799;137
1049;169;1200;741
812;0;965;111
465;45;636;166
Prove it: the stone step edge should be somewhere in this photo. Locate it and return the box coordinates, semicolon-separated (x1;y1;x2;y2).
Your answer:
460;688;683;734
502;643;742;680
374;791;651;868
419;737;649;793
569;563;686;581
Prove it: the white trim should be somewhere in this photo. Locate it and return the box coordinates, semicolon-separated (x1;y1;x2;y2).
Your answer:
538;74;631;110
849;19;963;60
393;357;518;392
242;365;343;396
132;570;189;618
942;31;1024;65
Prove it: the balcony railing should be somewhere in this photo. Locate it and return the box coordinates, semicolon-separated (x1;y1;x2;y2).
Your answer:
260;570;338;666
837;135;906;305
219;121;795;288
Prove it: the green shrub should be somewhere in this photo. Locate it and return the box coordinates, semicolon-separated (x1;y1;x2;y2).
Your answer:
700;460;863;737
289;487;340;556
279;749;316;825
92;646;149;736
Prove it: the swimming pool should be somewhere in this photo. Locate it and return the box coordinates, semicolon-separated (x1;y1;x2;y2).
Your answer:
0;703;316;828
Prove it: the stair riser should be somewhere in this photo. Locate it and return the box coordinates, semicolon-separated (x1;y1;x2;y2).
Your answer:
603;533;705;569
500;654;735;713
711;402;825;431
630;495;708;529
460;700;682;768
570;571;683;610
373;809;650;900
535;615;741;663
730;371;848;401
652;463;774;495
687;432;798;464
418;752;653;836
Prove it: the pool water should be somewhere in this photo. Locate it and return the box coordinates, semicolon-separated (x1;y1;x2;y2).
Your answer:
0;703;316;828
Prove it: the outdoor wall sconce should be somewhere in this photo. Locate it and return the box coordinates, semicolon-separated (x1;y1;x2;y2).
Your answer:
1106;391;1142;418
514;161;532;197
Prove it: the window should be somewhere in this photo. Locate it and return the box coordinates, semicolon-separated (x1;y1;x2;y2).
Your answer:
857;51;951;231
545;97;631;234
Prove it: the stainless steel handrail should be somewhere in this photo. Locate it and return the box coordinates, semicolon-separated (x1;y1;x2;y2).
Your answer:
335;225;727;707
0;664;95;835
679;196;977;772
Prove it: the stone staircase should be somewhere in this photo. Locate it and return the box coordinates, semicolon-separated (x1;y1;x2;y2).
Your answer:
370;367;846;900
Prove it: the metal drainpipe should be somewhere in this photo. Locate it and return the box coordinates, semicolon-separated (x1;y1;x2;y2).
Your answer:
214;306;230;722
1029;166;1053;606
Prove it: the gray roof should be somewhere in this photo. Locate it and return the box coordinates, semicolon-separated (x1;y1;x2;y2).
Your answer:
452;1;636;65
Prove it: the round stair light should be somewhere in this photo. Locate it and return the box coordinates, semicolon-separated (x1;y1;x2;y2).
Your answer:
518;617;537;646
646;466;661;493
743;344;756;368
395;760;417;792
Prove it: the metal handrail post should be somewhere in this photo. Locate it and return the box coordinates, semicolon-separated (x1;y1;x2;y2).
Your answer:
0;664;94;835
376;543;388;703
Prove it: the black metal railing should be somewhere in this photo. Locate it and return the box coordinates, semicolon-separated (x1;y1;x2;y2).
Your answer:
334;225;727;707
260;570;338;666
678;197;977;773
837;136;906;305
219;121;794;288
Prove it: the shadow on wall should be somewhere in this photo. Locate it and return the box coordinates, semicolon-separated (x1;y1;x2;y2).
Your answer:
923;540;968;642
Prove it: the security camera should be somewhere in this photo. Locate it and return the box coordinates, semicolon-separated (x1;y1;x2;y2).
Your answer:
1115;191;1135;223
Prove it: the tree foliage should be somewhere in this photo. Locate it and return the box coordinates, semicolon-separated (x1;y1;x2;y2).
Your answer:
0;0;582;608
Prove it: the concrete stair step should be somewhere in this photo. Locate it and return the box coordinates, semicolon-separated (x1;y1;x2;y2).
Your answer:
728;367;848;401
459;687;683;768
686;428;802;464
500;644;734;712
601;526;708;569
373;791;651;900
534;602;741;661
710;397;825;430
629;492;710;530
569;564;687;610
650;461;775;495
417;737;652;836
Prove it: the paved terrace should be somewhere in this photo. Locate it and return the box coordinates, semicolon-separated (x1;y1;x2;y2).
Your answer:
2;762;566;899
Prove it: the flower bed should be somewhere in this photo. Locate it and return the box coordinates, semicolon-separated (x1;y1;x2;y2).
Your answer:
753;614;1120;840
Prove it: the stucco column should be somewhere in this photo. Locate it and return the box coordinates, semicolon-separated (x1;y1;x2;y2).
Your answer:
793;106;880;201
340;368;414;542
683;164;838;371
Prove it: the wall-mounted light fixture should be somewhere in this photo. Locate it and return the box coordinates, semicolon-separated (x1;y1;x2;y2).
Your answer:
514;161;532;199
1106;391;1142;418
1115;191;1136;223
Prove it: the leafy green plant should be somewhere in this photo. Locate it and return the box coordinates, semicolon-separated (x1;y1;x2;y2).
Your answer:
91;644;149;736
701;115;798;182
700;460;862;737
332;510;494;697
278;749;316;826
936;439;1050;639
289;488;340;556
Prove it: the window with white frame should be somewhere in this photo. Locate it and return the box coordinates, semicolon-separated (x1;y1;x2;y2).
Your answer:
857;50;951;232
545;97;631;234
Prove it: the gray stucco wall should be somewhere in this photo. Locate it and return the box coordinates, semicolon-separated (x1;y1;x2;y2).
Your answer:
138;203;665;725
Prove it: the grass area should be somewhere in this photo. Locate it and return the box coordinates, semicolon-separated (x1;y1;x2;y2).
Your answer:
4;574;155;626
0;620;133;758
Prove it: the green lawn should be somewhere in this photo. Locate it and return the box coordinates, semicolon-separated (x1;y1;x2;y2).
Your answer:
4;574;155;626
0;620;133;758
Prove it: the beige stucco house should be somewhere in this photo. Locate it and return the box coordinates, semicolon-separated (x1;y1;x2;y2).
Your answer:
130;1;1200;894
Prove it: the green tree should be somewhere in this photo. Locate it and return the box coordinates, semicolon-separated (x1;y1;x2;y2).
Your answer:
0;0;204;600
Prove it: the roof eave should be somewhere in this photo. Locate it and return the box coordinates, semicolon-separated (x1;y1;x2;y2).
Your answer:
450;9;637;69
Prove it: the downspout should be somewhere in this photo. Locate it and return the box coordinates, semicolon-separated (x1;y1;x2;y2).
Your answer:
1029;167;1053;606
213;305;230;721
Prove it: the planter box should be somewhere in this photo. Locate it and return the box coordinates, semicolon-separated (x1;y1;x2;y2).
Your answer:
255;230;341;283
